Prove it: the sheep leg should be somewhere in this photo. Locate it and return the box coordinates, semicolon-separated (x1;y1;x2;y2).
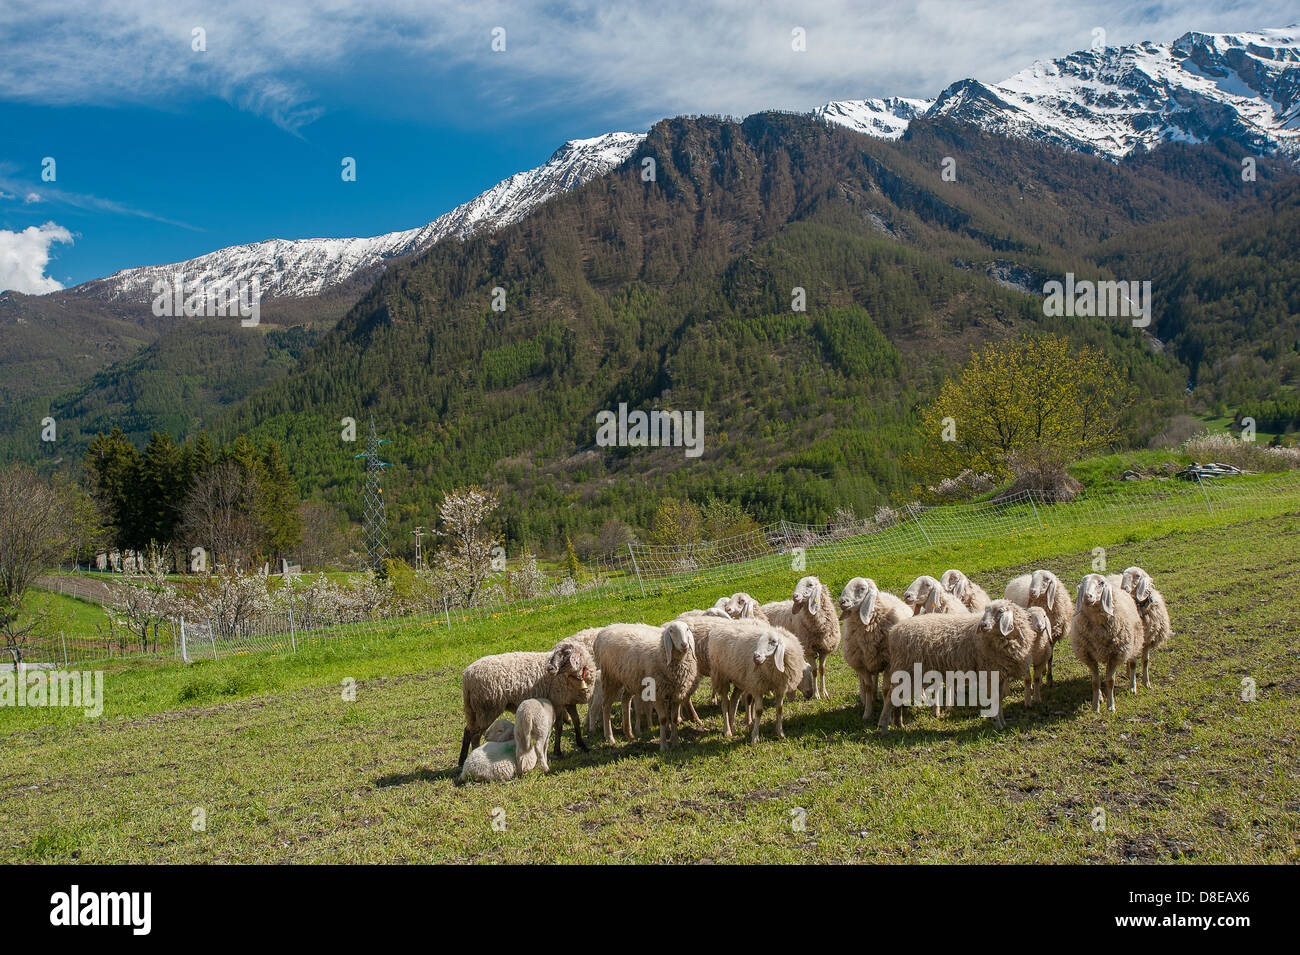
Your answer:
877;694;894;734
567;703;588;752
860;675;874;721
657;702;670;752
1088;663;1101;713
1127;661;1138;694
1024;667;1034;708
553;708;566;758
718;683;734;738
684;696;702;724
458;728;474;767
1142;649;1152;689
1104;666;1118;713
750;696;763;744
601;687;616;744
623;694;635;740
775;697;786;740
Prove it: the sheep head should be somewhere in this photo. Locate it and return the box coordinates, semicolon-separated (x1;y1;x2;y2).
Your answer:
1028;570;1060;611
752;630;786;672
904;575;944;614
940;569;970;601
1119;566;1153;604
1077;573;1115;616
978;599;1018;638
725;592;761;619
661;620;695;666
796;662;815;699
838;576;879;624
1026;606;1052;641
485;718;515;742
546;642;595;696
792;576;823;616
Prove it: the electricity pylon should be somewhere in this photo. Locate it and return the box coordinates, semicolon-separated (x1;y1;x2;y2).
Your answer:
354;417;391;572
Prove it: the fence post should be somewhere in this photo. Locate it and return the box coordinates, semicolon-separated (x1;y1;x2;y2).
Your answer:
908;504;933;546
626;542;646;598
178;618;190;664
1028;491;1044;529
443;597;452;629
288;593;297;653
60;630;68;668
1195;473;1214;514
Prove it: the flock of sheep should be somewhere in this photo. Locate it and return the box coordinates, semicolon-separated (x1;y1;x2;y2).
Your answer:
455;565;1173;783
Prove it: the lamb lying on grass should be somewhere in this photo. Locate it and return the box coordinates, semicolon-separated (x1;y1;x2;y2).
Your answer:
1071;573;1144;713
1118;566;1174;689
838;577;912;720
1004;569;1073;684
457;718;518;784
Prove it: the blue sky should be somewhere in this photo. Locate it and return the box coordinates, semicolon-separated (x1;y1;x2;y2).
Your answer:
1;0;1294;292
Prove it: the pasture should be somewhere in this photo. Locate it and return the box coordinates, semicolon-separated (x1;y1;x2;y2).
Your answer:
2;512;1298;864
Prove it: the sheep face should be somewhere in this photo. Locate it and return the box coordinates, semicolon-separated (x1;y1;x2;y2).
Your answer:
752;631;787;671
724;592;760;619
791;576;823;616
546;642;595;695
1028;570;1060;611
796;663;815;699
838;576;878;624
904;575;943;614
1026;607;1052;640
484;718;515;742
940;569;968;600
661;620;695;665
1119;566;1153;603
1077;573;1115;616
977;601;1017;638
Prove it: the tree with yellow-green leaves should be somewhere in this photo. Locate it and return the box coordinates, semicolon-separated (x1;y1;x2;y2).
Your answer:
914;335;1131;489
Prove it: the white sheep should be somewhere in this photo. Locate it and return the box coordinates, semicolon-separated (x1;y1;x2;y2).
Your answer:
1071;573;1144;713
458;641;595;767
707;622;814;743
457;717;518;784
723;592;765;620
1118;566;1174;688
1024;606;1053;704
838;576;913;720
903;575;966;615
514;698;555;775
761;577;840;698
1003;570;1074;684
593;621;698;751
940;569;991;612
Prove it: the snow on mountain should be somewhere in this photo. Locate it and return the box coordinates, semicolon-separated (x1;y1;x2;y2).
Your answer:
811;96;933;139
77;131;645;303
819;28;1300;159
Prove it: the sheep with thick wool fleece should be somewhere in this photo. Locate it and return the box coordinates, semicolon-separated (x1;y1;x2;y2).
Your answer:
903;575;967;615
838;577;913;720
1004;570;1074;684
940;569;992;612
593;621;698;751
1024;607;1054;704
1071;573;1145;713
760;577;840;698
457;717;519;784
706;620;814;743
514;698;555;775
877;601;1034;732
1117;566;1173;689
458;642;595;768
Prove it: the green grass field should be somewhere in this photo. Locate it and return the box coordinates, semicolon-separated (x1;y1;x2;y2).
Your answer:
2;507;1298;863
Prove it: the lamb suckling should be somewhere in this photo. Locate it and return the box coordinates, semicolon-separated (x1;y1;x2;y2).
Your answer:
1004;570;1073;684
708;623;813;743
1071;573;1144;713
457;717;519;784
940;569;991;612
838;576;913;720
1117;566;1173;689
514;698;555;775
458;641;595;767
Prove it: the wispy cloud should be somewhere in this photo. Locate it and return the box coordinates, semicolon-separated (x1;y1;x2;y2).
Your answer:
0;222;73;294
0;1;1295;131
0;167;202;230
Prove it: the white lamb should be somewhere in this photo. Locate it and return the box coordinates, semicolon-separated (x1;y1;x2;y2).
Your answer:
940;569;991;612
457;718;518;784
838;576;912;720
514;698;555;775
1071;573;1145;713
1117;566;1174;688
1004;569;1073;684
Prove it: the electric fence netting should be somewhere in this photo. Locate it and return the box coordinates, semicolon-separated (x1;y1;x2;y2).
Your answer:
19;471;1300;668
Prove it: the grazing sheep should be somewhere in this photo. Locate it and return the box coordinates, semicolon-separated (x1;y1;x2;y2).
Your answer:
940;569;992;612
1118;566;1174;688
457;718;518;784
593;621;698;751
514;698;556;775
760;577;840;698
708;622;814;743
838;577;913;720
1004;570;1074;684
1071;573;1144;713
903;575;966;615
458;642;595;767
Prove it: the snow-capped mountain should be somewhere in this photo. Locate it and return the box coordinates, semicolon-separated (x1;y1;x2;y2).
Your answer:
820;28;1300;159
75;131;645;303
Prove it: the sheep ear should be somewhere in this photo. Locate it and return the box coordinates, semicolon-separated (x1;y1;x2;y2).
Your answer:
1101;582;1114;616
744;598;757;618
773;637;786;673
1076;579;1088;609
1135;577;1150;602
859;588;877;625
809;587;821;615
999;610;1014;636
1045;578;1057;611
662;629;674;666
955;577;969;600
545;648;564;674
683;627;695;654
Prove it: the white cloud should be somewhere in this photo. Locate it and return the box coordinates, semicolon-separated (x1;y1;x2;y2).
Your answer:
24;192;42;203
0;222;74;294
0;1;1295;131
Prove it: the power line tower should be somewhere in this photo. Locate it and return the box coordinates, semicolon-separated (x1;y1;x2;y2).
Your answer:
354;417;391;572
